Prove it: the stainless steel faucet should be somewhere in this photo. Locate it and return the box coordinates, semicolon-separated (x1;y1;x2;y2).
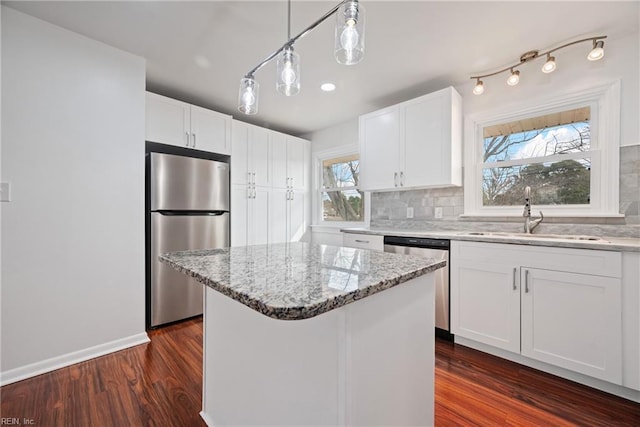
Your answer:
523;186;543;234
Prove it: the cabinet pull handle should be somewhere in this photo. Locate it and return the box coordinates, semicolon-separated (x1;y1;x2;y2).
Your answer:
512;268;517;290
354;239;369;243
400;171;404;186
185;131;190;147
394;172;398;187
247;186;252;199
252;187;256;199
192;133;196;148
290;177;294;188
252;172;256;185
290;190;294;201
248;172;252;184
524;269;530;293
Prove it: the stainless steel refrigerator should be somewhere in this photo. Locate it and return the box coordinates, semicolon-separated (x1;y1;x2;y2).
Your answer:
148;152;230;328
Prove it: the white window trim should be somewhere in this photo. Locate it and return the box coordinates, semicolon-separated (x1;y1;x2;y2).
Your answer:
312;145;370;229
463;80;621;218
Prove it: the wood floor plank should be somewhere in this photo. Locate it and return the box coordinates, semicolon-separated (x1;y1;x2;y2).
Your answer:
2;317;639;426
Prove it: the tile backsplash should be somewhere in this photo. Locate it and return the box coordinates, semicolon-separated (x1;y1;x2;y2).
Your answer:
371;145;640;238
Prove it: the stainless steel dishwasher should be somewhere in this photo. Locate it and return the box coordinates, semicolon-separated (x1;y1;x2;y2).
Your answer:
383;236;452;339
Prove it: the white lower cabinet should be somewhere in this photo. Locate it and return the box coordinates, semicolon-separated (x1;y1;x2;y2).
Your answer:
521;268;622;383
452;260;520;353
451;241;623;384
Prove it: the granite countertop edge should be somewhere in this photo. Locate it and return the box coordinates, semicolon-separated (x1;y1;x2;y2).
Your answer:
160;254;446;321
341;228;640;252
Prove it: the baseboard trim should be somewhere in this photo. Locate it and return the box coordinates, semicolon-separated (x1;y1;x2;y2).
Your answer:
455;336;640;403
0;332;150;386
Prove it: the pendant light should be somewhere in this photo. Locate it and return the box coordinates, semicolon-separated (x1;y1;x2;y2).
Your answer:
335;0;366;65
237;0;366;115
238;75;259;115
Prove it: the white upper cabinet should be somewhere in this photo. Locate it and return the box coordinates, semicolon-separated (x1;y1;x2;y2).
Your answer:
359;86;462;191
146;92;231;154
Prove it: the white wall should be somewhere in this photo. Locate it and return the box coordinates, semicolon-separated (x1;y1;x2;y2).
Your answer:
1;7;147;384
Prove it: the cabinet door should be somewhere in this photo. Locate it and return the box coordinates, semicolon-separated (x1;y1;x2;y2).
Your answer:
269;188;289;244
359;107;400;191
521;268;622;384
249;186;270;245
402;92;446;188
146;92;190;147
270;132;288;189
190;105;231;154
451;259;520;353
231;121;250;185
251;126;270;188
288;190;306;242
231;184;249;247
287;138;307;190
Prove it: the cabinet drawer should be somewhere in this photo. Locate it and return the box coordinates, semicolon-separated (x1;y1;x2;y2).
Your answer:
452;241;621;278
342;233;383;251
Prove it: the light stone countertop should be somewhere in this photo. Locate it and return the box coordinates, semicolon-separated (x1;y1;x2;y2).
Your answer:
341;228;640;252
160;242;446;320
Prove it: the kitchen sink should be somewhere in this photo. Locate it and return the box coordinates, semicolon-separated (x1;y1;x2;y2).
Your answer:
460;232;607;242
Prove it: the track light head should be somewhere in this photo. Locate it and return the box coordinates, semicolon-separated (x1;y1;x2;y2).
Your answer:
473;79;484;95
507;69;520;86
587;40;605;61
541;54;557;73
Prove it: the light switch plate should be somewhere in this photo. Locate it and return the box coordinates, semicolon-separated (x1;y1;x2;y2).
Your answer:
0;182;11;202
406;207;414;218
434;207;443;219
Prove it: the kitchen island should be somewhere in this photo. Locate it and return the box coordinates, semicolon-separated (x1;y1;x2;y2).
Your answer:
160;242;446;426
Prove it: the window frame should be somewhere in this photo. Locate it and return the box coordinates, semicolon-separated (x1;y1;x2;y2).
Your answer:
463;80;621;217
312;146;370;228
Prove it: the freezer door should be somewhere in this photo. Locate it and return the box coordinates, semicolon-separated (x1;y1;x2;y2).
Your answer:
150;212;230;327
150;152;230;211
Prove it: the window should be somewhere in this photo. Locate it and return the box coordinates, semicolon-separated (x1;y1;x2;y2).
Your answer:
464;81;621;217
320;153;365;223
482;107;592;207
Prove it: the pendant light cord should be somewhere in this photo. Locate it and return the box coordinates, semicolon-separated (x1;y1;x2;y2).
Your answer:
287;0;291;42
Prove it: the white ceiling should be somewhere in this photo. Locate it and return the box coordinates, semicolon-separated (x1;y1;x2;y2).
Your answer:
3;1;638;136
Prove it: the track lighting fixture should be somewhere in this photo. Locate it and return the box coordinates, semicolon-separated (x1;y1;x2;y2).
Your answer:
237;0;365;115
470;35;606;95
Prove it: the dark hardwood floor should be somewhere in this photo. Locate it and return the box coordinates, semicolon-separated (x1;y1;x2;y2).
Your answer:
2;317;639;426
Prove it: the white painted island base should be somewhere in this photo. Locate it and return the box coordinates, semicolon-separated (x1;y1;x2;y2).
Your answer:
200;273;435;426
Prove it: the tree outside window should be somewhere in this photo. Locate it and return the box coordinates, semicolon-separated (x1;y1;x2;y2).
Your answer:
321;154;364;222
482;107;591;207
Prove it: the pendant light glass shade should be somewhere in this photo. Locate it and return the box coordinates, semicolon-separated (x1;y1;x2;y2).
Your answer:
238;76;259;115
276;46;301;96
335;0;365;65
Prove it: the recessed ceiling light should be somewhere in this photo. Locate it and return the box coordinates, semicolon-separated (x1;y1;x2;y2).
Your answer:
320;83;336;92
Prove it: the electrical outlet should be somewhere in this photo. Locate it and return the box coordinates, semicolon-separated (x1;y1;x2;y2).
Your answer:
406;207;414;218
0;182;11;202
434;207;443;219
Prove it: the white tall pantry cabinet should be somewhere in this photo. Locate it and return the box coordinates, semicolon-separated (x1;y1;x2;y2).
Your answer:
231;120;310;247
